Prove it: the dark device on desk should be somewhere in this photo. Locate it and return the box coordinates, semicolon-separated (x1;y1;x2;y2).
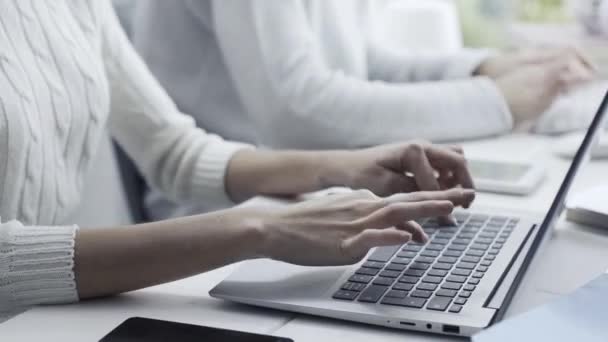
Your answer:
99;317;293;342
211;91;608;337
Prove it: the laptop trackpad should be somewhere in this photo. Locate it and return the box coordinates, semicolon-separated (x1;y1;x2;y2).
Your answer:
212;259;350;301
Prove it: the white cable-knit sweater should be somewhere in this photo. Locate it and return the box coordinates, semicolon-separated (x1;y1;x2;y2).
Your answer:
0;0;247;322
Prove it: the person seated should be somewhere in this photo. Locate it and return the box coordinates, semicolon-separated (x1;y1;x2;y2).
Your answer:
0;0;475;323
132;0;594;219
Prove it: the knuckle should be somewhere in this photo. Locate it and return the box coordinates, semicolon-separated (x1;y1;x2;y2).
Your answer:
407;142;425;154
454;154;467;166
452;145;465;154
385;203;406;221
353;189;376;199
405;192;424;201
342;219;364;231
405;144;426;161
350;200;378;215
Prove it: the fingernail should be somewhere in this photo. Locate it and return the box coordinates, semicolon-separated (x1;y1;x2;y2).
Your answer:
448;215;457;226
422;232;429;243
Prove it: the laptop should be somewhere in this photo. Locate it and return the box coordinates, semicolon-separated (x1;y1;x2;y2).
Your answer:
210;92;608;337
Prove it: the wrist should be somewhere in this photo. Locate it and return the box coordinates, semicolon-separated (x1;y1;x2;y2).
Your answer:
317;151;354;189
239;209;282;261
242;214;270;260
225;149;261;202
213;208;271;260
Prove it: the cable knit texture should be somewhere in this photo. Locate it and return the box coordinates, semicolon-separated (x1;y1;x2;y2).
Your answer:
0;0;248;322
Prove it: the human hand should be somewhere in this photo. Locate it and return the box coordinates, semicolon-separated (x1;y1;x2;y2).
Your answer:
257;188;474;266
319;142;474;225
493;58;590;126
323;142;474;201
476;47;595;81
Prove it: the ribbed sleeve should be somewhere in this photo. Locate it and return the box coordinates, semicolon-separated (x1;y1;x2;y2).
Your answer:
190;139;250;207
0;220;79;320
101;0;251;208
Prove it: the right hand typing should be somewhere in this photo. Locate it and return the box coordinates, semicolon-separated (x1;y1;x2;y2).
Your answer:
251;188;475;266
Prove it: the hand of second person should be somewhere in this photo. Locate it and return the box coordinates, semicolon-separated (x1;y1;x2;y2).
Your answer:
476;47;595;81
322;142;474;203
477;47;596;126
494;58;590;126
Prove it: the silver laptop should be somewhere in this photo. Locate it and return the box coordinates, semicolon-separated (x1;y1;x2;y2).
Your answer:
211;92;608;337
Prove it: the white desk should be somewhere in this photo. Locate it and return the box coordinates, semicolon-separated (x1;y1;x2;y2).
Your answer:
1;134;608;341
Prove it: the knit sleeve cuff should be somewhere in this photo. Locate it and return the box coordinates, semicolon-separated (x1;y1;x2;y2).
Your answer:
1;221;80;311
190;141;254;208
443;48;497;79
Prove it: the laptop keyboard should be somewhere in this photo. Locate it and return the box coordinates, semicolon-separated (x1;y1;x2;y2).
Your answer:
332;212;519;314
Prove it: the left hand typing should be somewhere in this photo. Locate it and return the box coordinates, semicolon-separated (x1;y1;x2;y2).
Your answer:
323;141;475;204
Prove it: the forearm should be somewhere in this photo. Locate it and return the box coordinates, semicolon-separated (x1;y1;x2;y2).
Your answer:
268;78;512;148
225;149;349;202
74;210;263;299
367;41;492;83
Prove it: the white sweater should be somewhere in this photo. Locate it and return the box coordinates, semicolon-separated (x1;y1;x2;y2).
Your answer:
133;0;513;219
0;0;247;322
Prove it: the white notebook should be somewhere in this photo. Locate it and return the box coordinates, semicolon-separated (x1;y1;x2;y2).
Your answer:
566;185;608;229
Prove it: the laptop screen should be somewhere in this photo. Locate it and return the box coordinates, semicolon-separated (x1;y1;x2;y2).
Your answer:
539;91;608;236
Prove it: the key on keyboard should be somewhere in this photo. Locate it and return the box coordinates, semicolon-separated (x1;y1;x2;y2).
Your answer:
333;212;519;314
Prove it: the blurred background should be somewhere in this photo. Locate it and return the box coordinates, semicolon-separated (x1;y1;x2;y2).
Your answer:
374;0;608;75
114;0;608;74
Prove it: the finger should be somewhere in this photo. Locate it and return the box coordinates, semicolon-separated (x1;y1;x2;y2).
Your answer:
424;146;474;190
396;220;427;243
351;200;454;230
543;58;572;91
566;47;597;73
383;173;418;195
351;189;379;199
385;188;476;209
446;145;465;155
402;143;442;192
341;229;412;262
437;170;456;190
563;59;595;85
560;71;592;90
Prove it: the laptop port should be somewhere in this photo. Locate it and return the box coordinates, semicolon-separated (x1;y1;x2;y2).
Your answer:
399;321;415;327
442;325;460;334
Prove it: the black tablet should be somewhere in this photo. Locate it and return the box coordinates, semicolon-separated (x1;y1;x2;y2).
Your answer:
99;317;294;342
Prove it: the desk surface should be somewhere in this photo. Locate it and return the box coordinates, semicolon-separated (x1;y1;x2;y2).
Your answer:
1;134;608;341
